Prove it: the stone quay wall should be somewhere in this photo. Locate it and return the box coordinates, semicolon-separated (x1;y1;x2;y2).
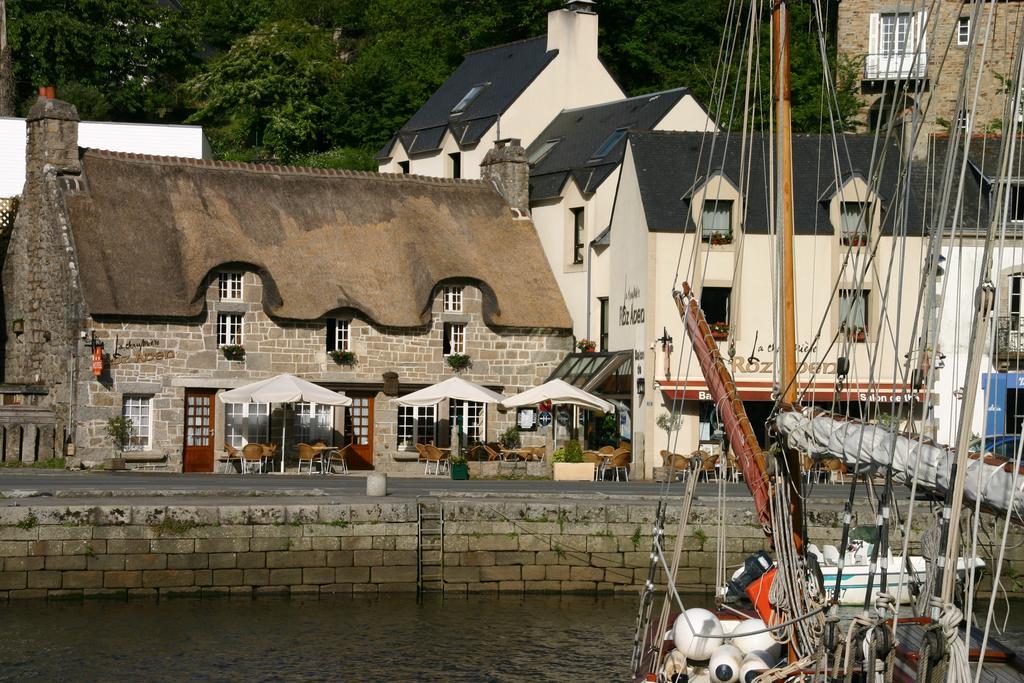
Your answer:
0;499;1017;601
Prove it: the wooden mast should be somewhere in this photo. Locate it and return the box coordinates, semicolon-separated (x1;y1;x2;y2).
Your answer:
773;0;804;556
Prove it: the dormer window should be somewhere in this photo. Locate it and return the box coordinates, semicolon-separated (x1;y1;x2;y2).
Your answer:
840;201;872;246
451;83;488;114
701;199;732;242
528;138;561;166
590;129;627;161
443;286;464;313
219;272;243;301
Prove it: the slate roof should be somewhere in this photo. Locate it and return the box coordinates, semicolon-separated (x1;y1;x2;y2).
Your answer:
527;88;694;202
376;37;558;160
61;150;572;330
919;135;1024;234
627;131;927;235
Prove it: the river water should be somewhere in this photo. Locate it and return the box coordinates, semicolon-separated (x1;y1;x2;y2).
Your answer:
2;594;1022;681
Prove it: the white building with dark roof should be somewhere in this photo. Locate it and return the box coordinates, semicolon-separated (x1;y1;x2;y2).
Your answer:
376;1;625;180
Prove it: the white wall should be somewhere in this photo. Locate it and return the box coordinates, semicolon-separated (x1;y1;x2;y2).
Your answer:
0;117;210;197
934;239;1024;443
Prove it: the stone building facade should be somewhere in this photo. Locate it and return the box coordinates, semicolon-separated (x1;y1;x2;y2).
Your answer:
837;0;1023;144
4;95;573;471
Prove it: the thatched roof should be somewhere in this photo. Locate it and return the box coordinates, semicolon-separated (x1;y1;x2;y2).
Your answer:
63;150;571;330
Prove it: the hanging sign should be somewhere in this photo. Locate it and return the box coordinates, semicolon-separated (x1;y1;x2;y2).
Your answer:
538;411;552;427
91;347;104;377
556;410;570;427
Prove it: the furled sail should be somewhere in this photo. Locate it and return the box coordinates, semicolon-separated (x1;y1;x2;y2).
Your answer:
777;407;1024;521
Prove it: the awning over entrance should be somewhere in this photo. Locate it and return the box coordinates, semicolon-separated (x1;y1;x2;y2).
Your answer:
546;351;633;400
660;379;923;403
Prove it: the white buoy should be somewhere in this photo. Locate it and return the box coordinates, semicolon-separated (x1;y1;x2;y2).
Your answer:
739;652;773;683
673;608;724;661
729;619;781;661
709;644;743;683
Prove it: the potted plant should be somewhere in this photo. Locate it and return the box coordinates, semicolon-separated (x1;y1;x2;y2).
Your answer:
576;338;597;352
709;232;733;246
329;349;357;366
446;353;472;372
104;415;132;470
841;233;868;247
499;426;521;450
553;440;593;481
221;344;245;361
709;321;730;340
449;453;469;480
656;412;683;443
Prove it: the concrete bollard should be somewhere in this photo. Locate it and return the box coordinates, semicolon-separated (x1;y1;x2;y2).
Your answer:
367;472;387;497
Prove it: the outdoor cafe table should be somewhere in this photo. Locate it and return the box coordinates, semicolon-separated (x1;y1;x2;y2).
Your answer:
312;445;338;475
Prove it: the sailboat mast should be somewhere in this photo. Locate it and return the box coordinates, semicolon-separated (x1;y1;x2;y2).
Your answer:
773;0;804;555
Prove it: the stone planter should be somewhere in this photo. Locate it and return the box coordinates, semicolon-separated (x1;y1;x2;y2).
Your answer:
553;462;595;481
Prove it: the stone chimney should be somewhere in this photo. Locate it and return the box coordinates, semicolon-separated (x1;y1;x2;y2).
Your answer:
26;87;80;184
480;138;530;218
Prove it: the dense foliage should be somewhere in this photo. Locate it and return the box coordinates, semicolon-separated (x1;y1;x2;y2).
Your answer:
5;0;855;167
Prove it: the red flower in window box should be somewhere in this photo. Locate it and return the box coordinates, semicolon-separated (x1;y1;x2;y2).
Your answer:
841;234;868;247
708;233;734;246
575;339;597;352
709;321;730;340
842;326;866;343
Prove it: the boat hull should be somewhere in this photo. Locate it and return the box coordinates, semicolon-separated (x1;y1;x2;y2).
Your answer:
821;557;983;605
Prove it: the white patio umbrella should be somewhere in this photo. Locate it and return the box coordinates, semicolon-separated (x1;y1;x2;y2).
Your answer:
501;379;615;414
396;377;504;458
219;374;351;473
396;376;505;407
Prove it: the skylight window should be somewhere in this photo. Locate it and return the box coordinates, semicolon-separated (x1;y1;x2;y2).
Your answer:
451;83;488;114
528;138;561;165
590;129;627;160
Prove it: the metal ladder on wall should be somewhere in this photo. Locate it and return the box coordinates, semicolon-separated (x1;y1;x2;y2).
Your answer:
416;496;445;593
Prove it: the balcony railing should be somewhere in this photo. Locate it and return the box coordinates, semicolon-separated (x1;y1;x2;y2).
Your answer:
864;52;928;80
995;316;1024;357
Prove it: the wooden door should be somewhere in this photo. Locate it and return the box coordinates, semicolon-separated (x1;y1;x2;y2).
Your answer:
183;389;216;473
343;396;374;469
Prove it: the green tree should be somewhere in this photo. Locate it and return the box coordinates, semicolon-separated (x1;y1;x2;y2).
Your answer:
7;0;196;119
185;19;347;161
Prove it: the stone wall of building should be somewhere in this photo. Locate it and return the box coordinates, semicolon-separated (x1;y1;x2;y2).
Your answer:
0;499;1016;600
2;99;86;449
77;269;571;466
837;0;1022;142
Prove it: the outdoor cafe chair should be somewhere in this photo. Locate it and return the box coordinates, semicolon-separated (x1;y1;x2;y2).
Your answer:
325;444;353;474
423;444;449;475
698;452;719;482
297;443;323;474
608;450;631;481
221;443;242;473
583;450;605;480
261;442;279;471
480;443;502;462
241;443;266;474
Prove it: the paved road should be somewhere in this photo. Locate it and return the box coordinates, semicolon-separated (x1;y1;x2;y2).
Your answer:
0;470;870;504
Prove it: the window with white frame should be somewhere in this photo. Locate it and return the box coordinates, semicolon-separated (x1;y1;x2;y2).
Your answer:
219;272;243;301
397;405;437;450
954;110;971;135
122;395;152;451
443;286;464;313
839;289;870;338
956;17;971;46
450;399;485;443
839;201;871;245
571;207;585;264
327;319;351;352
224;402;269;449
294;402;334;444
1009;184;1024;223
701;199;732;239
443;322;466;355
867;12;926;79
217;313;243;347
